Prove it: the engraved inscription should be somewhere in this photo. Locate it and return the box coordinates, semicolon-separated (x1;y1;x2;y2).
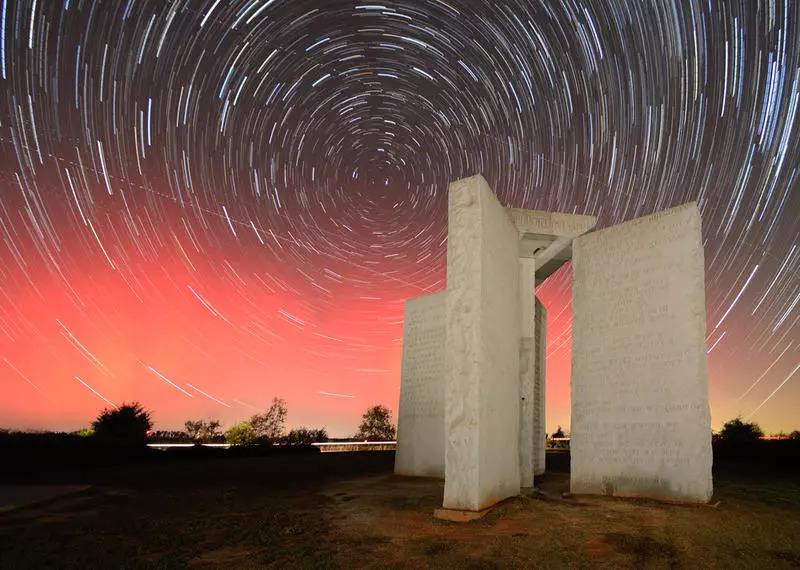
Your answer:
507;209;596;237
395;290;447;478
571;202;713;503
400;295;446;418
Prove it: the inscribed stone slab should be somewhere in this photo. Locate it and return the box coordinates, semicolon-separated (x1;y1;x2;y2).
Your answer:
570;202;712;503
444;174;521;511
506;209;597;239
394;291;446;478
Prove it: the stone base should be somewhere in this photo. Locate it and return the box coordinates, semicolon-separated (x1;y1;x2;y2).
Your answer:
566;492;720;507
433;506;494;522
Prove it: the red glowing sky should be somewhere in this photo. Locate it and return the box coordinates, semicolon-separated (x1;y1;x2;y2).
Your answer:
2;230;796;437
1;0;798;437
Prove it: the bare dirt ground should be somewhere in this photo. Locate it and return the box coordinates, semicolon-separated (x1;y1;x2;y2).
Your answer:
1;451;798;568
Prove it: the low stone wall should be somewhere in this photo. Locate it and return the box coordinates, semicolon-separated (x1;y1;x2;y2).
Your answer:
314;442;396;453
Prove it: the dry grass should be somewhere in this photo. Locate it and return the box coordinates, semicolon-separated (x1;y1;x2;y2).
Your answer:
1;452;798;568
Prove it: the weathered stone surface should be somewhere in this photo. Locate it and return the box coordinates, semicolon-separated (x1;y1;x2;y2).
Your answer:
507;208;598;238
443;174;521;511
433;506;493;522
507;209;597;283
394;291;447;478
518;338;535;487
533;297;547;477
518;258;536;488
570;202;712;503
396;176;710;508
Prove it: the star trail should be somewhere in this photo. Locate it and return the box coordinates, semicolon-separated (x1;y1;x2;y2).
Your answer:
0;0;798;435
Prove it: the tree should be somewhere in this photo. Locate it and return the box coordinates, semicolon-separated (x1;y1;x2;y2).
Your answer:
719;417;763;443
149;430;191;443
284;427;328;446
184;419;223;442
789;430;800;440
355;405;396;441
226;420;257;446
250;398;288;444
92;402;152;445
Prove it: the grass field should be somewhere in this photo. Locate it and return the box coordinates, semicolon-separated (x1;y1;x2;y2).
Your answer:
1;450;798;568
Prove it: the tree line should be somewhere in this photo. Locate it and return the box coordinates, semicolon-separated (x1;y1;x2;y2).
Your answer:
544;417;800;450
83;400;396;446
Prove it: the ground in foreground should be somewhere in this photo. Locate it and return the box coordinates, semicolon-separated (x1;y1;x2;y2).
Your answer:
1;451;798;568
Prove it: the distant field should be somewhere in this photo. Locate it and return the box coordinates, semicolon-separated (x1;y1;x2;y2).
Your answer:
1;449;798;568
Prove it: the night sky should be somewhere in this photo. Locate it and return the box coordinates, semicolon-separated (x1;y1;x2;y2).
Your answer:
0;0;797;436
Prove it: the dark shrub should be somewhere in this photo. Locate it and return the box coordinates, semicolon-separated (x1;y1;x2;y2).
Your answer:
719;417;763;444
92;402;152;446
283;427;328;446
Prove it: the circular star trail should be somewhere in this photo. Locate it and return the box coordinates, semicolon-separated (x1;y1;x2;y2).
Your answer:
0;0;798;434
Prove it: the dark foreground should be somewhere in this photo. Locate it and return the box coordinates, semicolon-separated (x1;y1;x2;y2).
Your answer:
1;451;799;569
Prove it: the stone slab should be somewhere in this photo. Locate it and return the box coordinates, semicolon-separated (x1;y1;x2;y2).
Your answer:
507;208;598;238
570;202;712;503
518;258;536;488
507;209;597;282
395;291;447;478
518;337;535;487
443;174;521;512
533;297;547;476
433;505;493;522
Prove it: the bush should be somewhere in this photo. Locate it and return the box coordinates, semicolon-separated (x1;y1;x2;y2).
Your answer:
226;420;257;446
713;437;800;467
184;419;224;443
149;430;192;444
719;417;763;444
355;405;396;441
283;427;328;446
250;398;288;444
0;431;152;479
92;402;152;446
547;426;569;449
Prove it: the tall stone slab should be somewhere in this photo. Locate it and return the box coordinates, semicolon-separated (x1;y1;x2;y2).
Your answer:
395;291;447;478
571;202;712;503
533;297;547;476
443;174;521;512
518;258;536;488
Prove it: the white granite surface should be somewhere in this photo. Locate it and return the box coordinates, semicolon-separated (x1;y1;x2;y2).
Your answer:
394;291;447;477
443;174;521;511
571;202;713;503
